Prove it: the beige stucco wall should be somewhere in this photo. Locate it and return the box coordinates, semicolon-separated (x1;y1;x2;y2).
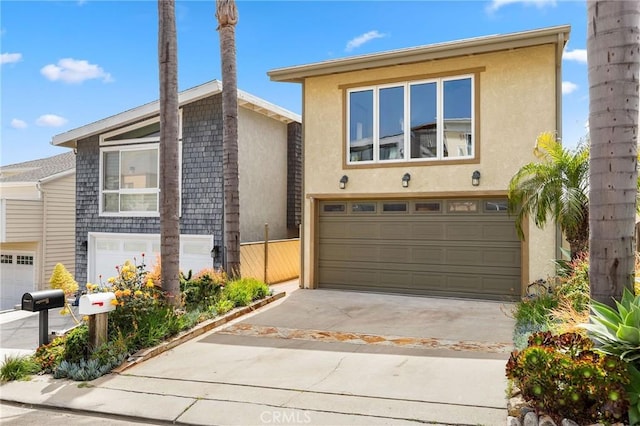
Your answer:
238;107;288;243
300;44;558;292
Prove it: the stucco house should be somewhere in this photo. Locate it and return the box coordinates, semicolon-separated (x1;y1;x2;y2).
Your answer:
268;25;570;301
52;80;301;286
0;152;76;310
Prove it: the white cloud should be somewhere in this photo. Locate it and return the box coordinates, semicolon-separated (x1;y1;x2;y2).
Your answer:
345;30;386;52
563;49;587;64
41;58;113;84
10;119;27;129
1;52;22;65
36;114;68;127
487;0;556;13
562;81;578;95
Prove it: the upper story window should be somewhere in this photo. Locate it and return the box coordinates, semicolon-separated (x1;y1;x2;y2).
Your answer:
347;75;474;165
99;116;181;217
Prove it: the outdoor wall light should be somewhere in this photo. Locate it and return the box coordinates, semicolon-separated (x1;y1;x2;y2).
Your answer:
402;173;411;188
339;175;349;190
211;245;220;259
472;170;481;186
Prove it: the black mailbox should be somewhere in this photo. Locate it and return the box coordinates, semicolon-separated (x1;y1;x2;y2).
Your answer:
22;289;65;312
22;289;66;347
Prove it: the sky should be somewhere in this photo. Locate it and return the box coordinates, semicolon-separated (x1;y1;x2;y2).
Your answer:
0;0;589;166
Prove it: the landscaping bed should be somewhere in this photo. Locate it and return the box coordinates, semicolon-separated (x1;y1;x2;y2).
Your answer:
1;257;282;383
506;254;640;426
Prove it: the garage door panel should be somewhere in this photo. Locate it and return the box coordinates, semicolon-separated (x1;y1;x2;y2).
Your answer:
445;223;484;240
410;223;445;240
379;246;411;263
379;222;413;239
411;247;446;264
446;247;521;268
482;223;519;241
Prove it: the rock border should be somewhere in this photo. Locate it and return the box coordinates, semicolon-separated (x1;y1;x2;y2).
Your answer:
112;291;286;373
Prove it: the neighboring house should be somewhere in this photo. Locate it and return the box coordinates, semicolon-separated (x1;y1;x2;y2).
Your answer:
0;152;76;310
269;25;570;301
52;80;301;286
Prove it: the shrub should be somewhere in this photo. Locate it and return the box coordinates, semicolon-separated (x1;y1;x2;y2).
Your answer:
223;278;270;307
554;252;590;314
0;355;40;382
54;358;114;381
34;336;66;373
506;331;630;424
181;267;227;311
64;324;89;363
214;298;235;315
512;293;558;350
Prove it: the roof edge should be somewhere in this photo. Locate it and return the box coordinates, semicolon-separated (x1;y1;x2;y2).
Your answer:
269;25;571;83
52;80;300;147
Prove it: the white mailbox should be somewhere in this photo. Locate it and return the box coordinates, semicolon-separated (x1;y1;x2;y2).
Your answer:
79;292;117;315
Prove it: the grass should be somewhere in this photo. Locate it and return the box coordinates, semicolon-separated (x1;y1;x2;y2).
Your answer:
0;355;41;382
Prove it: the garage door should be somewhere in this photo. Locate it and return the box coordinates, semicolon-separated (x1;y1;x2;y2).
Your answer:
0;252;36;310
88;233;214;284
318;199;521;300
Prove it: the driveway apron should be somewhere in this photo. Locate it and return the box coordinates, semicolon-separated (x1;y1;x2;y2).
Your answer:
105;283;516;425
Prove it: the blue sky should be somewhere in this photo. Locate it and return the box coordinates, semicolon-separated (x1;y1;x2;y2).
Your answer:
1;0;588;166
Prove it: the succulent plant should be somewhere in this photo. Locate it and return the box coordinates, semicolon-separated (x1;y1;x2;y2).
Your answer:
582;288;640;364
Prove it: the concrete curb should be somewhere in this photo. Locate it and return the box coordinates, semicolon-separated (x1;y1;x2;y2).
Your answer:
112;291;286;373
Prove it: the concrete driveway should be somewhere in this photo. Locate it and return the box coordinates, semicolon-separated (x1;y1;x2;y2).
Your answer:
1;282;516;425
105;282;516;425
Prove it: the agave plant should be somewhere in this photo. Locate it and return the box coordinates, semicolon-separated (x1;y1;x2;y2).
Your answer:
583;288;640;364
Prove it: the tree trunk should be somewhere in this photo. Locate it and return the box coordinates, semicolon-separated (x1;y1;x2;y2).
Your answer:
158;0;181;307
216;0;241;279
588;0;640;306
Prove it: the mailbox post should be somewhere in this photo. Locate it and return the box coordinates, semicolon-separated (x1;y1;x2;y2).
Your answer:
22;289;66;346
79;292;116;349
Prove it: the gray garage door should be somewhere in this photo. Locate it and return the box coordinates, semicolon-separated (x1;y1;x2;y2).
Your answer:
318;199;521;300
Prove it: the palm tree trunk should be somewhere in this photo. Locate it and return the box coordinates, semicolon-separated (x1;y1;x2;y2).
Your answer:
588;0;640;305
158;0;181;307
216;0;241;278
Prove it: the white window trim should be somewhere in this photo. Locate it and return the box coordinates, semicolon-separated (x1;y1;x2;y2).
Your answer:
98;113;183;217
346;75;475;165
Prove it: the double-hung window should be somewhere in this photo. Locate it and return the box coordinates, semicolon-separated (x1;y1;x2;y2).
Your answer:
99;117;180;216
347;75;474;165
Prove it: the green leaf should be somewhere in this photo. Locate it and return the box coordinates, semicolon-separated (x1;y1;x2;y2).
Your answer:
615;300;630;321
616;324;640;344
625;309;640;329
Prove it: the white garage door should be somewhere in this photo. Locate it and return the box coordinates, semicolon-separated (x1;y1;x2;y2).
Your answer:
88;233;214;284
0;252;36;310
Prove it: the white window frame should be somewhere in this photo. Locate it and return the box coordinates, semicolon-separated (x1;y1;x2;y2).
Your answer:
98;113;183;217
346;75;475;165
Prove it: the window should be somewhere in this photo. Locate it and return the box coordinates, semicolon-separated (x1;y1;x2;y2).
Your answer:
347;75;474;165
101;146;159;215
1;255;12;264
414;201;442;213
382;202;408;213
447;200;478;213
323;203;346;213
16;255;34;265
99;116;182;216
351;202;376;213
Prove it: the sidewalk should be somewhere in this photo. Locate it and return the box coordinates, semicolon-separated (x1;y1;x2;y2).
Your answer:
0;281;513;425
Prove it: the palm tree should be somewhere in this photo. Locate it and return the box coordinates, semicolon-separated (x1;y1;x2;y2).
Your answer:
588;0;639;305
216;0;241;278
158;0;181;307
508;132;590;260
